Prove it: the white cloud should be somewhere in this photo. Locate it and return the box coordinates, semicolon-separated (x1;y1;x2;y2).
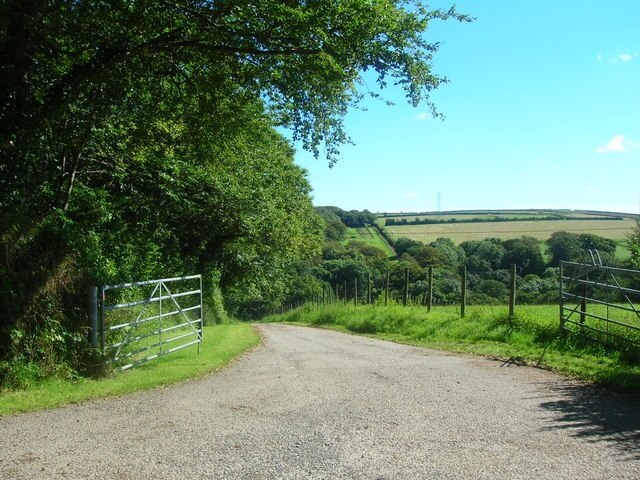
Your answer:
599;52;636;63
415;112;431;120
596;135;635;153
403;192;418;199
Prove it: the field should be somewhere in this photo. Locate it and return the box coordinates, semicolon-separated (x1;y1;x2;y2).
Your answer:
383;219;636;243
343;226;395;256
377;210;637;245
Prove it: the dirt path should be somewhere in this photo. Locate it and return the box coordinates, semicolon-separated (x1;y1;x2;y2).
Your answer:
1;323;639;479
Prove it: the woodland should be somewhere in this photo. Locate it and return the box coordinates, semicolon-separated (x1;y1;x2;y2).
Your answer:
0;1;469;383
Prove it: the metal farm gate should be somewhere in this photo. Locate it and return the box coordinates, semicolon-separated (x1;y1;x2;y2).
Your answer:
560;253;640;345
90;275;204;370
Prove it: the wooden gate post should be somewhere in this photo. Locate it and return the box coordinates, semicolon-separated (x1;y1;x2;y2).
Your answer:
559;263;565;331
88;286;98;348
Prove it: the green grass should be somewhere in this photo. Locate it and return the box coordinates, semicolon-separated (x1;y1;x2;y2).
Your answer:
385;219;636;244
343;226;395;256
616;242;632;260
0;323;260;416
262;304;640;393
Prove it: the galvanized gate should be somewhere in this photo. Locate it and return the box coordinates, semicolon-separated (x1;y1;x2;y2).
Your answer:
97;275;203;370
560;253;640;344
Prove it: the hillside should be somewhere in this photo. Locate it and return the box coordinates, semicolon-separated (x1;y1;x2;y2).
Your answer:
376;209;637;245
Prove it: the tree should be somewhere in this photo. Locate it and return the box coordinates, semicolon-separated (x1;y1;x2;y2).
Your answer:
395;237;424;256
502;236;545;275
429;237;466;268
0;1;471;373
630;220;640;268
461;239;505;271
546;231;583;266
577;233;616;256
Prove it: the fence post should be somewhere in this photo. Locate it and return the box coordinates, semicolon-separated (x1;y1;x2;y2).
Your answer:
403;267;409;307
559;263;565;331
427;266;433;312
344;281;347;305
368;272;372;305
354;278;358;306
509;263;517;319
99;285;106;352
580;283;588;325
198;275;203;354
385;271;389;306
88;286;98;348
460;265;466;318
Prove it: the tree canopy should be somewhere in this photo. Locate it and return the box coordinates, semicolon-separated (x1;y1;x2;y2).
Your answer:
0;1;471;380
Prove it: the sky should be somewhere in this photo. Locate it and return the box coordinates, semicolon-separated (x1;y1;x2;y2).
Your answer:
291;1;640;215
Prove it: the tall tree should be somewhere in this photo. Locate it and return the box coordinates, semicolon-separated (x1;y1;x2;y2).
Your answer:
630;220;640;269
0;1;470;371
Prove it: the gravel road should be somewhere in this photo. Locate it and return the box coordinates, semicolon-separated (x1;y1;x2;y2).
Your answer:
1;323;639;479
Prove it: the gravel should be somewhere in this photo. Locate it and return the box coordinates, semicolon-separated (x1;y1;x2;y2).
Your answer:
1;323;639;479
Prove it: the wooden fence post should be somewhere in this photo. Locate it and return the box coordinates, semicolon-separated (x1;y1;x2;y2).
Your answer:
427;266;433;312
403;267;409;307
385;271;389;306
509;263;517;318
354;278;358;306
580;283;588;324
88;286;98;348
460;265;466;318
368;272;372;305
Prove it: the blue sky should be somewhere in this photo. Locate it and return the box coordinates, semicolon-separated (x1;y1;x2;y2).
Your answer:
292;1;640;214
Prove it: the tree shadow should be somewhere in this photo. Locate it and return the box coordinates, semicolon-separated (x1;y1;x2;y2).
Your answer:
535;380;640;460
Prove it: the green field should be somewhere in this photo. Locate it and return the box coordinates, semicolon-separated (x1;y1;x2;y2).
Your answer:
384;219;636;243
377;209;637;246
343;226;395;256
376;209;629;223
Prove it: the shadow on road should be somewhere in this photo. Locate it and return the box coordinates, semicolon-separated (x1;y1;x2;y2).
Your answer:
535;381;640;460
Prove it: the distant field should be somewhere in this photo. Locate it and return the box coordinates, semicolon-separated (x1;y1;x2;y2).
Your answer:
382;218;636;244
343;226;395;257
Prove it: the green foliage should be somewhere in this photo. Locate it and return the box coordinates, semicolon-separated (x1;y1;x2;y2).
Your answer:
547;231;619;266
502;236;545;275
0;324;260;414
0;2;474;385
628;220;640;268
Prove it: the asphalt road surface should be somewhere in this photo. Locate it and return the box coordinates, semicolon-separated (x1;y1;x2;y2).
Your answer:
1;323;639;479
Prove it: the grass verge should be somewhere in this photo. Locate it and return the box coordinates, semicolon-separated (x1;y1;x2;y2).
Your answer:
262;304;640;393
0;323;260;416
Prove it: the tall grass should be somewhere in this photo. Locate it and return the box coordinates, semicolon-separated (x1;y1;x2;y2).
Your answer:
262;304;640;392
